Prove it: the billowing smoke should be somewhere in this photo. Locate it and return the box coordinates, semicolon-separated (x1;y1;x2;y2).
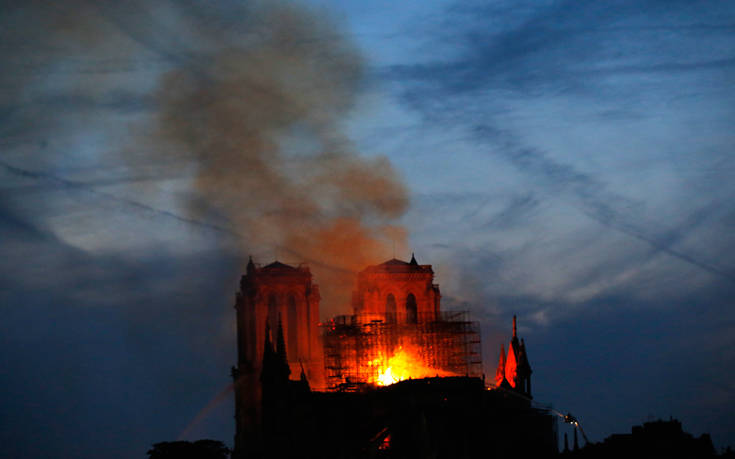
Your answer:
2;0;409;317
143;2;409;315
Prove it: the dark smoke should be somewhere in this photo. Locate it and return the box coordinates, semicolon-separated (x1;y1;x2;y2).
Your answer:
2;0;410;317
146;2;409;316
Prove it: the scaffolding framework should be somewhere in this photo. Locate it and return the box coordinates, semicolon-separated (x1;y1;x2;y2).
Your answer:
322;311;482;391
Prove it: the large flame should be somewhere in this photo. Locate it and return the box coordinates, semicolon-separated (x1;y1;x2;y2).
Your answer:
371;346;456;386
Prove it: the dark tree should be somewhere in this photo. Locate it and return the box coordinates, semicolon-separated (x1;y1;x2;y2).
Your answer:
147;440;229;459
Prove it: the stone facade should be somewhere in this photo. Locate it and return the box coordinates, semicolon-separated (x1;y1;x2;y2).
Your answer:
232;258;323;456
351;254;441;324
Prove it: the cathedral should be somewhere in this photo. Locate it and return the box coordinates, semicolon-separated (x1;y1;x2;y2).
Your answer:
231;255;549;458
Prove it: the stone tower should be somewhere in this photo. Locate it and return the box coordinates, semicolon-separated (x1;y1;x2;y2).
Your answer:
232;258;323;456
351;254;441;323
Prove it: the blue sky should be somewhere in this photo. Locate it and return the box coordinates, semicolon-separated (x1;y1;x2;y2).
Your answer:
1;0;734;457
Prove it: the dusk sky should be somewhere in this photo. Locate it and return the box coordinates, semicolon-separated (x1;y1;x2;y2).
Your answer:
1;1;734;457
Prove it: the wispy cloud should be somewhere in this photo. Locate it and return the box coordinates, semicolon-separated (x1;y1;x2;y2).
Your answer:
382;0;735;293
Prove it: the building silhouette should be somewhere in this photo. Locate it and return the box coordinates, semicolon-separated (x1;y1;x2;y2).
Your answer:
561;418;715;458
232;258;323;454
495;315;532;397
231;256;556;458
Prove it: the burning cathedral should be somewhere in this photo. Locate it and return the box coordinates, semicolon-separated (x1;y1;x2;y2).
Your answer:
232;255;555;459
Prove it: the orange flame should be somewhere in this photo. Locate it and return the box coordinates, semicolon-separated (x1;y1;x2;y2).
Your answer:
371;346;456;386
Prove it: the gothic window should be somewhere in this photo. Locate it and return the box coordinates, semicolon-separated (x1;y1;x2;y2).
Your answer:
385;294;397;323
406;293;417;324
287;294;298;359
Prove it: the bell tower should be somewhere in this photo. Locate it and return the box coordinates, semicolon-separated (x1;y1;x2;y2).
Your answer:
351;253;441;324
232;258;323;457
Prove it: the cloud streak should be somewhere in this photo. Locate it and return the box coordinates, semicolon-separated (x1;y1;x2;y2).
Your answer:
382;0;735;287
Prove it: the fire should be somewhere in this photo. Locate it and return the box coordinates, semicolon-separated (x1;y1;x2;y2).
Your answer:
373;346;456;386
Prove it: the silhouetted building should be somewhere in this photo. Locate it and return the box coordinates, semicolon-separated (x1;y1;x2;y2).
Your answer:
232;255;556;459
495;315;533;398
232;259;323;456
562;418;715;458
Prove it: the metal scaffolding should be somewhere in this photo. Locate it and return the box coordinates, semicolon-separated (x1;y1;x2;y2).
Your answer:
322;311;482;391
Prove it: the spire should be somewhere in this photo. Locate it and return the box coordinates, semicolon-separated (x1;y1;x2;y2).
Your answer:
264;317;273;354
246;255;255;274
563;433;569;453
504;338;518;388
517;338;532;397
276;314;291;378
513;315;517;338
518;338;532;374
410;252;418;266
495;344;506;387
260;318;276;384
299;361;310;391
573;426;579;451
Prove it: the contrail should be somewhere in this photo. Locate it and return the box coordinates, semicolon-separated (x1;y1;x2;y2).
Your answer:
0;159;357;275
577;206;735;284
0;159;237;235
480;134;735;285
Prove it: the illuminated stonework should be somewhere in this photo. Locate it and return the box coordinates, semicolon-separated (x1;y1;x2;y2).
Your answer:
232;258;324;454
323;255;482;390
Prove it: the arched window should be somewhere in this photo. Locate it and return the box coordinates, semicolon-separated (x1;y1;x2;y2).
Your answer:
287;294;298;359
385;294;397;323
406;293;417;324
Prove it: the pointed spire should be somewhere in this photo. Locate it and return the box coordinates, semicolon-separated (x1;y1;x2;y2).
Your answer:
410;252;418;266
573;426;579;451
518;338;532;373
299;361;310;391
247;255;255;274
276;314;287;361
276;314;291;378
505;338;518;388
513;315;517;338
563;433;569;453
260;318;276;384
516;338;532;397
264;317;273;353
495;344;506;387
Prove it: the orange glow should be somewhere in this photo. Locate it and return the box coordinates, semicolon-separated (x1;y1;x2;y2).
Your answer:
370;346;457;386
379;434;391;450
322;311;482;390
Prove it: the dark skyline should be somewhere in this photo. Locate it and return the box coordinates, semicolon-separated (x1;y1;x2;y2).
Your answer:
1;1;734;457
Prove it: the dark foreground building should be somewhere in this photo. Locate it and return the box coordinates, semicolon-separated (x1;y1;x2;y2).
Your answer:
561;418;715;458
232;257;557;458
258;366;557;458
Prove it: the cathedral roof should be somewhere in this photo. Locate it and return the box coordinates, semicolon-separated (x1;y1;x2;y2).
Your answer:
363;256;433;274
259;261;304;273
254;260;311;278
262;261;298;271
381;258;411;266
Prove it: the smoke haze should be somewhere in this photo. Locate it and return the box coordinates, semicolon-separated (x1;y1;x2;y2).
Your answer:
148;2;409;316
3;0;410;317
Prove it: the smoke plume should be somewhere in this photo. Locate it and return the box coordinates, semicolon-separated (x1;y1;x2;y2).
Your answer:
1;0;409;316
141;2;409;315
